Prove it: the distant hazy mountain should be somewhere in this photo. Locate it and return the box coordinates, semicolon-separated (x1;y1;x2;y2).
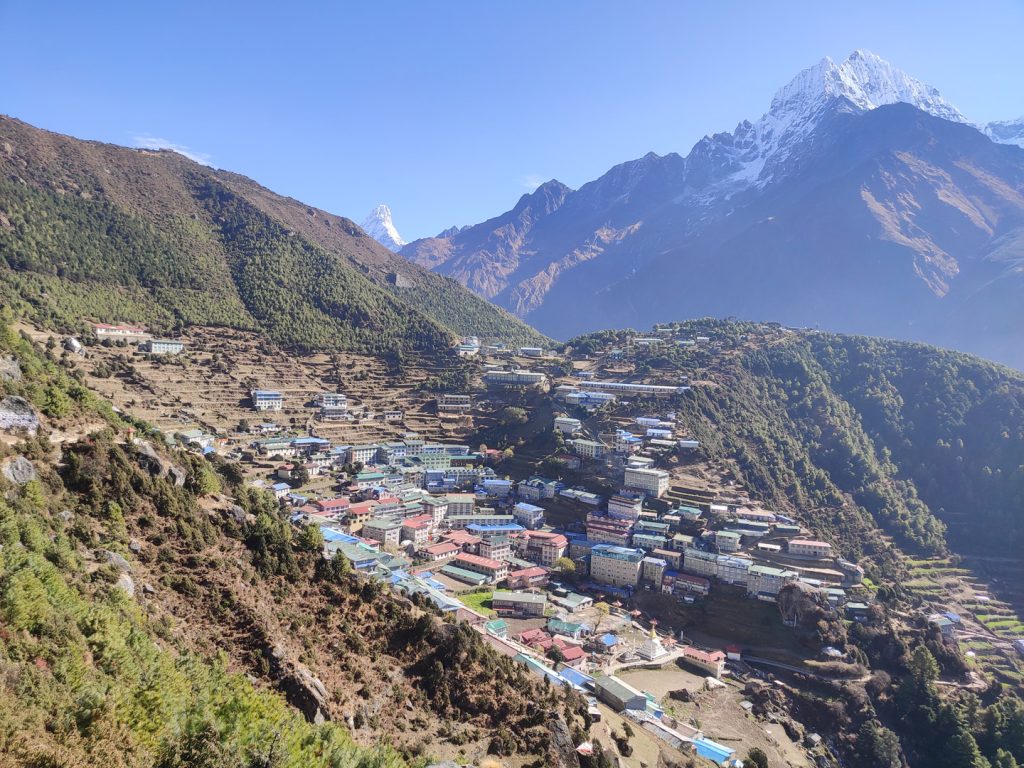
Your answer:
402;51;1024;368
361;204;406;251
984;116;1024;147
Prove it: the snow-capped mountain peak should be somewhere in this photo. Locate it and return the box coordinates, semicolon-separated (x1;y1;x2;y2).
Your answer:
690;50;970;194
771;50;966;123
361;204;406;251
984;116;1024;148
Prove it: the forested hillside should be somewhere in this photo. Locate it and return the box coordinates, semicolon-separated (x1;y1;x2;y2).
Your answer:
0;116;547;353
0;315;581;766
571;321;1024;577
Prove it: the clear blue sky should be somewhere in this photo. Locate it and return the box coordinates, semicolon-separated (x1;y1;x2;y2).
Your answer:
3;0;1022;240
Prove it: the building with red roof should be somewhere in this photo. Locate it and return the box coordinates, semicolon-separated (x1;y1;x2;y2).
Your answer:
507;565;549;590
680;646;726;678
420;541;460;562
453;552;508;583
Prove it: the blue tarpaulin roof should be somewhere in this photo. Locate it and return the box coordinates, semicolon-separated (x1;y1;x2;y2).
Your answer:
600;633;619;647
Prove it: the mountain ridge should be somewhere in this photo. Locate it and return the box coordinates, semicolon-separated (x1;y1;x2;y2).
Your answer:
0;115;548;351
400;51;1024;367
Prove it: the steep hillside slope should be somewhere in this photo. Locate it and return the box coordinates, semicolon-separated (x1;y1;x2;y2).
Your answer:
0;116;547;352
571;321;1024;572
0;316;581;766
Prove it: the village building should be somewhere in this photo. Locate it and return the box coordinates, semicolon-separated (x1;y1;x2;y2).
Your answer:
607;492;644;521
349;444;380;465
491;591;547;617
715;530;742;552
554;416;583;435
452;552;509;583
747;564;799;597
419;541;460;562
623;466;670;498
584;381;687;397
515;530;568;566
93;323;150;341
788;539;833;558
512;501;545;529
483;369;547;387
437;393;472;413
400;515;434;547
361;518;403;549
448;512;515;529
441;529;482;551
592;675;647;712
569;438;607;460
517;476;561;501
421;495;449;525
641;556;668;586
586;513;633;547
140;338;184;354
250;390;283;411
507;565;549;590
680;646;726;678
478;534;512;562
590;544;645;588
445;493;475;516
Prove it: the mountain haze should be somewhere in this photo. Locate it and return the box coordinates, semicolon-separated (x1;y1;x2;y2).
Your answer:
402;51;1024;367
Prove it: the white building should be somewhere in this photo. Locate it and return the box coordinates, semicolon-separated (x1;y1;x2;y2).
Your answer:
788;539;833;558
554;416;583;435
94;323;149;341
140;339;184;354
623;467;669;498
512;502;545;529
251;390;283;411
483;369;547;387
607;493;643;521
590;544;645;588
570;438;606;460
585;381;687;397
437;394;472;413
715;530;741;552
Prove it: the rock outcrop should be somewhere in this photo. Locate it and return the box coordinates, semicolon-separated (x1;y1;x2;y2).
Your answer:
1;455;37;485
0;355;21;383
0;396;40;435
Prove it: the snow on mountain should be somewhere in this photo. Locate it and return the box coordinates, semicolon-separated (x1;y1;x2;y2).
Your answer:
361;204;406;251
984;117;1024;148
692;50;969;194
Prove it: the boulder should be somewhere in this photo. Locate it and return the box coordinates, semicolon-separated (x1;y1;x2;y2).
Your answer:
282;663;331;725
2;456;37;485
0;355;20;383
0;396;40;435
132;437;186;487
101;549;133;573
115;573;135;597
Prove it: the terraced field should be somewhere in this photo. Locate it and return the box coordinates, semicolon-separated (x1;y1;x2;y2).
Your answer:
23;325;498;449
904;556;1024;688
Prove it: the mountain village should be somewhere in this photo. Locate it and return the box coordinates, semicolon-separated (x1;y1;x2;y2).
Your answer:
37;319;913;767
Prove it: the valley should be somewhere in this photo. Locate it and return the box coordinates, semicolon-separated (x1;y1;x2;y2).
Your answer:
6;309;1024;768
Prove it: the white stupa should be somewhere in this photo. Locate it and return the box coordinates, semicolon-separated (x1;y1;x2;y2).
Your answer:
637;625;669;661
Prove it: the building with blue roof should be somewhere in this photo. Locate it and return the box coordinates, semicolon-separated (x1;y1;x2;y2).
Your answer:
466;522;525;536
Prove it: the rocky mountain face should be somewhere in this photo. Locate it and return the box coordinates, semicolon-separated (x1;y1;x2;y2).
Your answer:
401;51;1024;368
